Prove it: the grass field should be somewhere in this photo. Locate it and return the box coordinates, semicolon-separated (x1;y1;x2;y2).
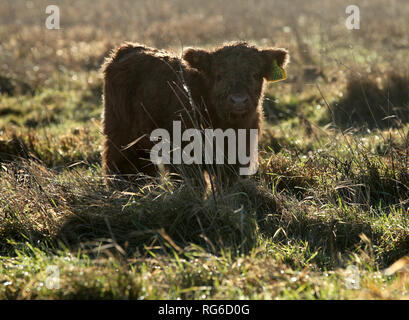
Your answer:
1;0;409;299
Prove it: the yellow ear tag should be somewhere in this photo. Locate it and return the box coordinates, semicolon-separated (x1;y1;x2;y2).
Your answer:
270;59;287;83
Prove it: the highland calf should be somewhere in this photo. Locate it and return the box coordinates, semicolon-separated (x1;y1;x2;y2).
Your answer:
101;42;289;185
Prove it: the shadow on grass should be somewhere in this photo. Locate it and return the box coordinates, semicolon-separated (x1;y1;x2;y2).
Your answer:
56;179;275;256
262;93;299;124
0;75;34;96
332;72;409;129
0;128;101;169
55;176;408;269
2;160;408;269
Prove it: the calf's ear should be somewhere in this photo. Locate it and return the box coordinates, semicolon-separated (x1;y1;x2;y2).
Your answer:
183;48;212;73
260;48;289;82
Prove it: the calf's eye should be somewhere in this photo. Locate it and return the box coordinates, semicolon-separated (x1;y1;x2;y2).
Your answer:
216;74;222;81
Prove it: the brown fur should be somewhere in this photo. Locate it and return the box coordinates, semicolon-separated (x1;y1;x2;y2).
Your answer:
101;41;289;182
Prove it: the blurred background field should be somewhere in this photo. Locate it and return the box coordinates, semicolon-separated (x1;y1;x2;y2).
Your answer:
1;0;409;299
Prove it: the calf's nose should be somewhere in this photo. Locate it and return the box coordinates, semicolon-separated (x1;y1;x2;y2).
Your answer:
230;93;249;107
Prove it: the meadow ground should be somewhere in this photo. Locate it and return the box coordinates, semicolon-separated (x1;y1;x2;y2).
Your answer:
1;0;409;299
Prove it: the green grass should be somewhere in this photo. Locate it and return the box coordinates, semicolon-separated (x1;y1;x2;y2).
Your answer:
1;0;409;300
1;239;408;299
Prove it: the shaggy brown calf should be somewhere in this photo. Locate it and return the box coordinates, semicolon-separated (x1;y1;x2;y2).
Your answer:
101;41;289;184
